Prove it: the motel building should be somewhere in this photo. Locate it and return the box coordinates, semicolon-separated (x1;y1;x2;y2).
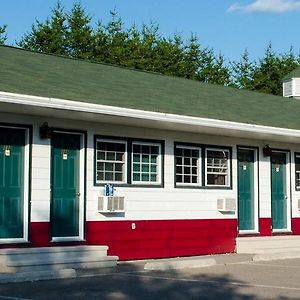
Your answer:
2;45;300;264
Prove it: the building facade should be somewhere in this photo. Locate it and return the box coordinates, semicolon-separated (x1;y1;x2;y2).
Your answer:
1;46;300;260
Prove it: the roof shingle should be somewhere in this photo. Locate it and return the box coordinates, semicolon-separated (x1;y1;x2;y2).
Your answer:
1;45;300;130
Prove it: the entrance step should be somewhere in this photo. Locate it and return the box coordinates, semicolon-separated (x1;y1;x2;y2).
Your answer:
0;246;118;273
236;236;300;254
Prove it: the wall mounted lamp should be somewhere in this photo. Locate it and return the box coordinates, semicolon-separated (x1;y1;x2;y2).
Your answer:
39;122;52;139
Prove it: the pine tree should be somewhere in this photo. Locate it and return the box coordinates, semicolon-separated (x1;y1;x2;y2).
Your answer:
197;48;230;85
278;46;300;80
104;10;129;65
66;3;94;59
92;21;109;62
230;49;255;89
138;23;160;71
183;34;202;80
251;44;280;95
18;1;67;55
0;25;7;45
151;34;184;76
250;44;300;96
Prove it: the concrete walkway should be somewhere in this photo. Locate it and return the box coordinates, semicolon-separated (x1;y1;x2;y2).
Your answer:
0;252;299;283
121;253;255;271
2;255;300;299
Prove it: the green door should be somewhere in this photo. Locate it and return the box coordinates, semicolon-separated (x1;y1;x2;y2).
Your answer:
51;132;81;238
0;127;25;238
238;148;255;231
271;152;287;230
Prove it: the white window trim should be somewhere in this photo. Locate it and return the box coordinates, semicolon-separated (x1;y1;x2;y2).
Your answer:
175;145;202;186
295;154;300;190
205;148;231;187
95;138;128;184
131;141;162;185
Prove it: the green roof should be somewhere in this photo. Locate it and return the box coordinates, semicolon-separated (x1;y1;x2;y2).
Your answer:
283;66;300;81
1;45;300;130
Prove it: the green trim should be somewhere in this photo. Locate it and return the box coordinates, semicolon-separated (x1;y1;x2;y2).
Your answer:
270;149;292;232
94;135;164;188
237;147;256;231
174;142;232;190
236;145;260;233
0;123;32;243
50;129;87;241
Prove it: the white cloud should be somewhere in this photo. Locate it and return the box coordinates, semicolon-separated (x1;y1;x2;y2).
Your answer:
228;0;300;13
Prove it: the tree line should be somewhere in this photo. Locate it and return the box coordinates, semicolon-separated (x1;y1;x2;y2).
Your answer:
1;2;299;96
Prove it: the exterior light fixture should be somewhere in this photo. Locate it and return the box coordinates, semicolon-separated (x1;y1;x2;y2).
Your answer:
263;144;272;157
39;122;52;139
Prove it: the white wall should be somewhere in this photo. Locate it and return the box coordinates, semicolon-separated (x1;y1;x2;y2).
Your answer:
283;80;293;97
294;78;300;97
31;124;51;222
283;78;300;98
2;111;300;223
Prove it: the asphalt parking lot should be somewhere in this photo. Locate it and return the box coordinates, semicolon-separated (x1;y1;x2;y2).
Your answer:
0;255;300;300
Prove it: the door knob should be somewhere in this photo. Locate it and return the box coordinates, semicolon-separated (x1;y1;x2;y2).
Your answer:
77;192;81;197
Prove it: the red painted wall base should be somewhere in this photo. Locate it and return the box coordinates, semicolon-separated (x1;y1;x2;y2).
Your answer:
29;219;237;260
23;218;300;260
259;218;300;236
259;218;272;236
86;219;237;260
292;218;300;235
30;222;50;247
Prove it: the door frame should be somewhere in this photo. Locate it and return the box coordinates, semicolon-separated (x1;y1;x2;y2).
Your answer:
237;146;259;234
270;150;291;233
0;123;32;244
50;129;86;242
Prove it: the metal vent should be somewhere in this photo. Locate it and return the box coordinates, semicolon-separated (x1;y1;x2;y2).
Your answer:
217;198;236;212
98;197;104;211
98;196;125;213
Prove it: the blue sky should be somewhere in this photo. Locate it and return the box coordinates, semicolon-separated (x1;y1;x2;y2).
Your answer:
1;0;300;62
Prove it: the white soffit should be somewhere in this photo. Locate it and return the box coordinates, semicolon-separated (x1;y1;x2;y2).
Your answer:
1;91;300;143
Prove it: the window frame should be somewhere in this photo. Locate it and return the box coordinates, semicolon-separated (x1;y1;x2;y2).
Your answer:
94;135;164;187
205;147;231;187
174;144;202;187
174;142;232;189
95;138;128;184
131;141;162;185
295;153;300;191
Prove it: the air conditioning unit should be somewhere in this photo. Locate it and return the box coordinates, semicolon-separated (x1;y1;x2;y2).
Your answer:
98;196;125;213
217;198;236;213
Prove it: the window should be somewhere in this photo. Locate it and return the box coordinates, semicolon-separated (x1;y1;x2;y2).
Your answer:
295;154;300;190
96;140;127;183
206;149;230;186
94;136;164;186
175;145;201;185
174;143;232;189
132;143;161;184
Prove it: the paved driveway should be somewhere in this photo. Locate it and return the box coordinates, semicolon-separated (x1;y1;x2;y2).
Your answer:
0;255;300;299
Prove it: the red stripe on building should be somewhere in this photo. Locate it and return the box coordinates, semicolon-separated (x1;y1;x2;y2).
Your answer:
86;219;237;260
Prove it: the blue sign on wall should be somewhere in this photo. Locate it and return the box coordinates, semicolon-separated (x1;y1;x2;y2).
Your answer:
104;184;115;196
